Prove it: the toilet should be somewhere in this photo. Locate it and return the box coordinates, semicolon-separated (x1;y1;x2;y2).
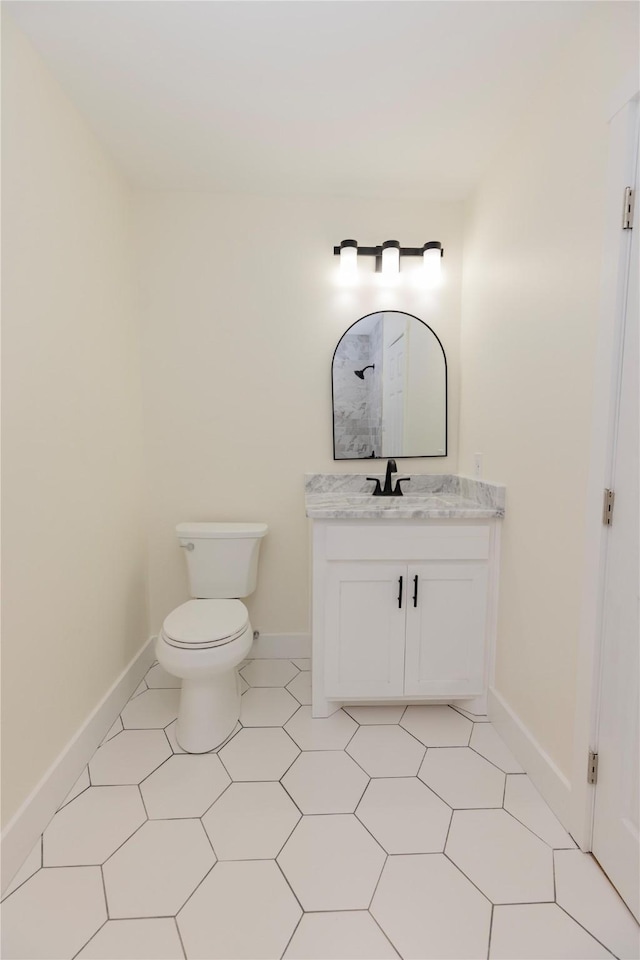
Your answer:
156;521;268;753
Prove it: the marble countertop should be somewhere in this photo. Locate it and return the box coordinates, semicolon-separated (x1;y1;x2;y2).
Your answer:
305;473;505;520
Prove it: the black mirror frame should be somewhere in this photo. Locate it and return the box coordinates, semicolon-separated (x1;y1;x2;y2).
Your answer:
331;310;448;460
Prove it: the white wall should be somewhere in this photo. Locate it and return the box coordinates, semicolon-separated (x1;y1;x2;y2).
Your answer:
459;2;639;780
1;14;148;827
133;194;464;636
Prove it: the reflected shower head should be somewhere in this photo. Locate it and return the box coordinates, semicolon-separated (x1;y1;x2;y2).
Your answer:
354;364;375;379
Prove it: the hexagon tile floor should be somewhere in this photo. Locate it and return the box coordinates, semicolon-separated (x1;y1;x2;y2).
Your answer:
2;659;639;960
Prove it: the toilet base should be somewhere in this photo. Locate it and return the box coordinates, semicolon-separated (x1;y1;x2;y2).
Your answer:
176;669;240;753
155;622;252;754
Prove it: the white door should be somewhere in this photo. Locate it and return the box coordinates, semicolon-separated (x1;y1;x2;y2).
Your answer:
592;165;639;920
404;562;487;698
383;333;406;456
324;562;406;698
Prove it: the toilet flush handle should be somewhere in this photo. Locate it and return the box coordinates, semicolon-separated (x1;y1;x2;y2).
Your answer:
180;542;195;551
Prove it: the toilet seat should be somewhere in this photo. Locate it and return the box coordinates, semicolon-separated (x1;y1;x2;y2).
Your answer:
161;599;249;650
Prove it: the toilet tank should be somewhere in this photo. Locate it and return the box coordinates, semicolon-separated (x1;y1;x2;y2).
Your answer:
176;522;268;599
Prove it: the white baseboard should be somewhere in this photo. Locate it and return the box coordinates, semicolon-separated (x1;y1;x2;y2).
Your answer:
248;633;311;659
1;637;155;896
488;686;573;832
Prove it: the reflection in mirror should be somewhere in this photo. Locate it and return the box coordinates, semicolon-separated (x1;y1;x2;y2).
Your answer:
332;311;447;459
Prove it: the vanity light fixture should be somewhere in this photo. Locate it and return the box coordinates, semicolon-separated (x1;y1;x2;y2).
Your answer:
381;240;400;276
338;239;358;277
334;239;444;278
423;241;442;282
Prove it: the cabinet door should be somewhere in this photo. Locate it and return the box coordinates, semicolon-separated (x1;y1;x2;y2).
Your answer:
324;562;406;698
404;562;487;697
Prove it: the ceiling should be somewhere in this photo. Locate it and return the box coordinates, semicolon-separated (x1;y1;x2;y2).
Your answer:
7;1;595;200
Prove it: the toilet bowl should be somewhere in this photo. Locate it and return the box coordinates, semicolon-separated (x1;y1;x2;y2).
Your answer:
156;599;253;752
155;522;267;753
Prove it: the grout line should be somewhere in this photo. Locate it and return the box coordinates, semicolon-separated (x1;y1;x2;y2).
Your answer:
283;702;304;732
0;863;43;904
71;916;109;960
299;904;408;912
274;858;306;915
173;861;218;917
9;692;611;960
351;809;389;858
100;862;110;921
468;744;517;776
554;901;620;958
199;817;219;860
382;850;443;860
278;778;310;820
216;746;234;780
281;721;305;753
162;726;177;754
101;818;148;869
240;720;300;729
501;805;567;851
99;911;177;920
139;812;230;823
450;703;489;722
279;906;304;960
279;748;303;782
206;722;243;755
396;719;442;754
56;782;91;814
474;897;557;906
25;863;116;872
137;782;151;821
442;804;455;850
443;848;496;906
415;767;457;812
173;915;188;960
414;743;489;750
342;748;378;781
486;902;494;960
284;742;362;752
273;808;304;860
367;907;402;959
367;852;388;910
138;752;175;788
343;720;362;752
198;775;234;822
241;680;300;690
353;779;373;819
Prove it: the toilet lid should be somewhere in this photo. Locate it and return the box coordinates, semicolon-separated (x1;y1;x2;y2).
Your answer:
162;600;249;648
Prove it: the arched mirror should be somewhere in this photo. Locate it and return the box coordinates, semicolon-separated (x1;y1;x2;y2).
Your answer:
332;311;447;459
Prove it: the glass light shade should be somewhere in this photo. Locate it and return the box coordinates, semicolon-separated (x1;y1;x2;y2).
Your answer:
381;244;400;275
423;246;442;283
340;243;358;277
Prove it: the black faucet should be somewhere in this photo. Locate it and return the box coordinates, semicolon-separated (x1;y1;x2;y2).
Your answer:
367;459;410;497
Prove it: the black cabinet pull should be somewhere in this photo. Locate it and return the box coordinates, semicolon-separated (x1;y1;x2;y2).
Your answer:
398;575;404;608
413;574;419;607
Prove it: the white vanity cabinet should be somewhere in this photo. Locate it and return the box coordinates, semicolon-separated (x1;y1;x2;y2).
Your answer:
311;519;500;716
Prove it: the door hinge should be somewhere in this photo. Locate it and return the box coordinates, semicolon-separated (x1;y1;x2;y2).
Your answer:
623;187;634;229
587;750;599;785
603;488;615;525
